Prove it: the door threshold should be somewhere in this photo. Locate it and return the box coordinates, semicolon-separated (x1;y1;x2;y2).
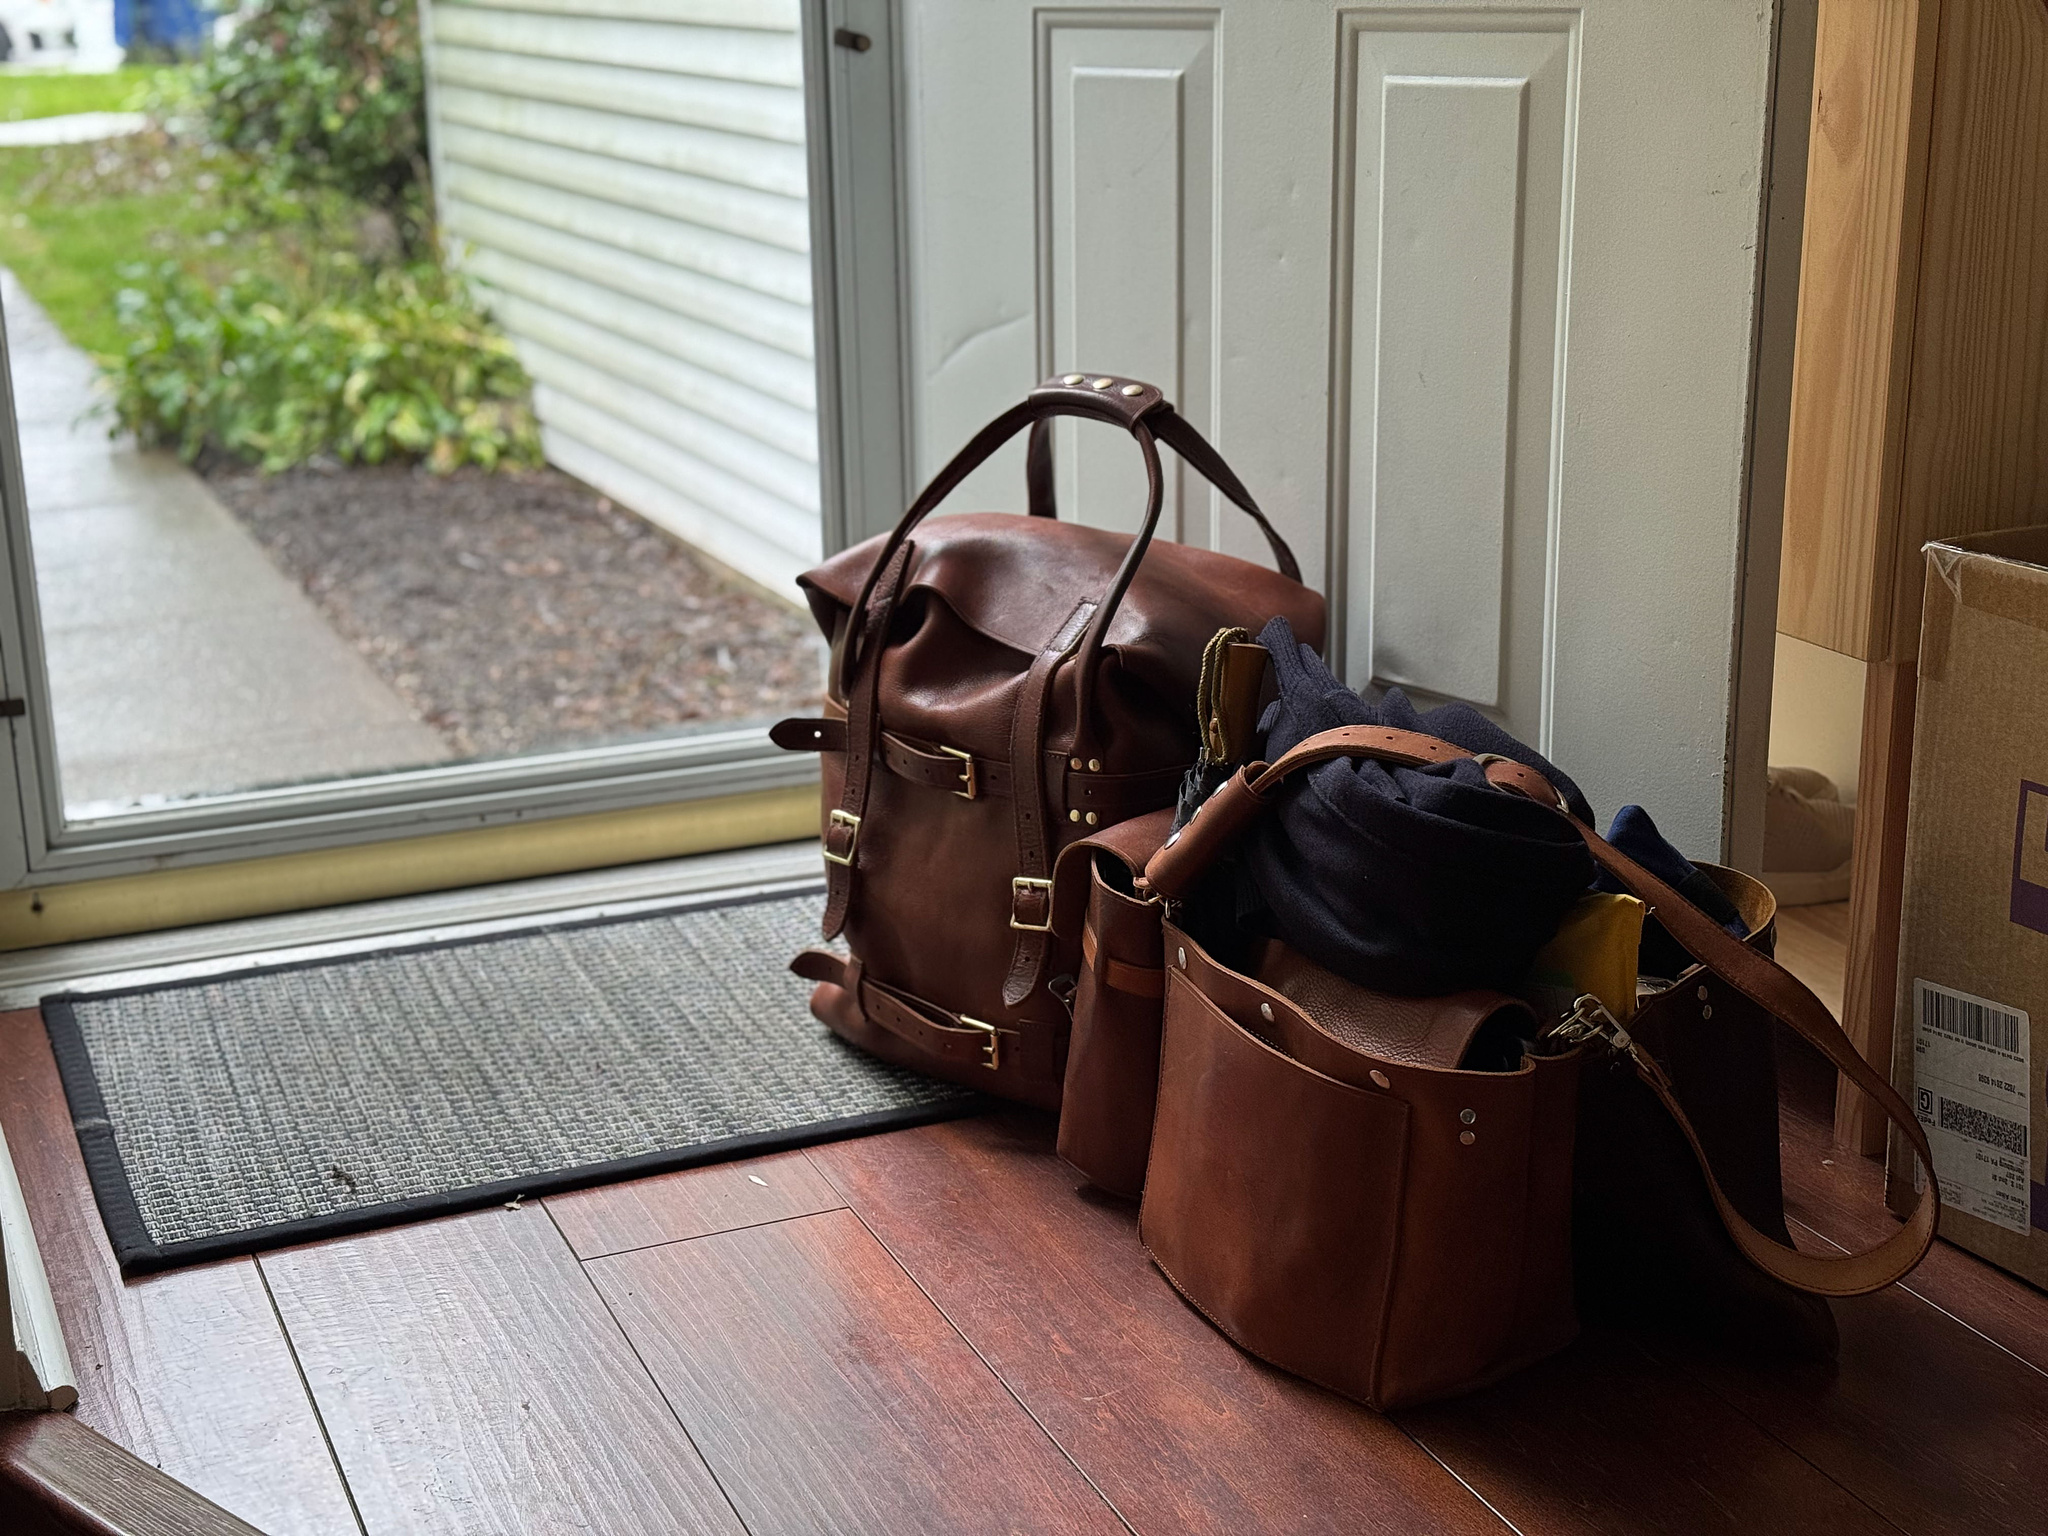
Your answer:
0;841;822;1008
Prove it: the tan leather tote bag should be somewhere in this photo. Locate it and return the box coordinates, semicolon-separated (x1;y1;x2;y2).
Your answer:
774;374;1324;1107
1114;725;1943;1411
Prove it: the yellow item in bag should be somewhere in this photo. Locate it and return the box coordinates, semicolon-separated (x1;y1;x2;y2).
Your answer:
1527;891;1646;1023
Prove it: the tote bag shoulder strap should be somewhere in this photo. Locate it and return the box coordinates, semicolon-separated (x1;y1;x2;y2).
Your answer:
1140;724;1941;1299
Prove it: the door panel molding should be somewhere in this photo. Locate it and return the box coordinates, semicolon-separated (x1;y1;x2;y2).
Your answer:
1328;10;1577;747
1038;11;1219;544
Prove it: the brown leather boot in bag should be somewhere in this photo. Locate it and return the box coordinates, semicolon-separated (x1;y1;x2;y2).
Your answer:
1128;724;1944;1411
773;374;1325;1107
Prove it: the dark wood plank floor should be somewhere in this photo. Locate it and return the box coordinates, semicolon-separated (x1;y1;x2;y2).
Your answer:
4;995;2045;1536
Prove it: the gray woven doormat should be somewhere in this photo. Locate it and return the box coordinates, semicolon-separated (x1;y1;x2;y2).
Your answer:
43;889;980;1275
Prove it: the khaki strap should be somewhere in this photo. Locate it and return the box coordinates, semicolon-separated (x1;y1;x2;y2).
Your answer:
1139;723;1940;1299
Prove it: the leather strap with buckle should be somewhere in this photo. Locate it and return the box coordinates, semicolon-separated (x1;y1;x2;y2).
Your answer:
822;808;860;868
819;542;913;939
790;949;1060;1080
1009;876;1055;932
772;718;1187;821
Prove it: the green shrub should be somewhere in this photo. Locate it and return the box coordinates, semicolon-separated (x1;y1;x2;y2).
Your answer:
109;258;541;473
196;0;428;249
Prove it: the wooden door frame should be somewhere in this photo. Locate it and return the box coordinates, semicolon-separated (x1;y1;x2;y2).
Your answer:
1780;0;2048;1150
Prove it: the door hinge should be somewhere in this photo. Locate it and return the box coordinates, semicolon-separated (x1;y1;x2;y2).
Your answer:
0;699;23;718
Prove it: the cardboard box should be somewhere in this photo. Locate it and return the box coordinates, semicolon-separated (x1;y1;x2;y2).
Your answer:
1885;527;2048;1284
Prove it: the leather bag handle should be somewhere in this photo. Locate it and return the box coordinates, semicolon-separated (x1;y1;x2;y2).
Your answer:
836;375;1301;760
1022;399;1294;559
1140;724;1941;1299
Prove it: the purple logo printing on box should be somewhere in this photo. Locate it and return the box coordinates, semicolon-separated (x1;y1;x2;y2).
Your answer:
2011;782;2048;1230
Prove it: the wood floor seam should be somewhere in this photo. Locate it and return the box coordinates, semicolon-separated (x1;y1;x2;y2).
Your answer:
1789;1215;2048;1385
537;1198;759;1536
557;1199;852;1262
801;1148;1146;1536
1630;1256;1933;1536
250;1255;372;1536
1659;1367;1916;1536
1392;1431;1526;1536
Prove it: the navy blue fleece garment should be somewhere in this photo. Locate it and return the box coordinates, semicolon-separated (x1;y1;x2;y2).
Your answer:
1243;617;1596;995
1600;803;1749;939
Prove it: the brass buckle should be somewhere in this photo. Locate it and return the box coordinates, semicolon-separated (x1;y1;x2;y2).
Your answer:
960;1015;1002;1070
822;808;861;867
939;744;978;800
1009;876;1054;932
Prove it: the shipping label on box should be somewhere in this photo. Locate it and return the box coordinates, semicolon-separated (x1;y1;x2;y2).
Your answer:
1909;978;2031;1234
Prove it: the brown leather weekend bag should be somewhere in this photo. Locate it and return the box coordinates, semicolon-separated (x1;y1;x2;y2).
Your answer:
1072;724;1942;1409
774;374;1325;1107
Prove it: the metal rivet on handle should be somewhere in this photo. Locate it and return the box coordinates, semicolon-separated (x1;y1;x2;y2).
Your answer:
1697;985;1710;1001
1459;1130;1477;1146
1370;1070;1390;1089
1092;377;1114;390
1260;1002;1274;1022
1459;1108;1476;1125
1068;809;1081;822
1120;383;1143;396
1062;373;1084;385
1088;758;1101;772
1177;947;1187;969
1084;812;1098;826
1702;1004;1714;1020
1071;756;1084;770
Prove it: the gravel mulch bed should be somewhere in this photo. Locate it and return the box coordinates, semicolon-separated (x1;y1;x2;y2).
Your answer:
206;462;826;761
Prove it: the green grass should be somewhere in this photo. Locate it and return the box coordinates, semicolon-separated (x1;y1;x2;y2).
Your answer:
0;137;229;359
0;66;178;123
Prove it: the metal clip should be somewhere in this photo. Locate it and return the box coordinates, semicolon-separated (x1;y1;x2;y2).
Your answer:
822;808;861;867
1009;875;1055;931
1550;994;1641;1059
939;744;978;800
960;1015;1002;1069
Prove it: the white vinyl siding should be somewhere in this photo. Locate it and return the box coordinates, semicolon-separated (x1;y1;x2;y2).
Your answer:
422;0;819;597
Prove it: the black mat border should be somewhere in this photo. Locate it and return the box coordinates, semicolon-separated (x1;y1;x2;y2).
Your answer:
41;884;986;1277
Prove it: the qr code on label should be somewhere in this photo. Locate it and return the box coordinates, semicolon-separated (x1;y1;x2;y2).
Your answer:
1913;977;2034;1235
1937;1096;2028;1157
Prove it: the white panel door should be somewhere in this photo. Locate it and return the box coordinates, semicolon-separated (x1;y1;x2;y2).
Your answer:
893;0;1789;856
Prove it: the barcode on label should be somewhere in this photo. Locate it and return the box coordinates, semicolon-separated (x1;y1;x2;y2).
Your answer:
1920;986;2023;1053
1937;1096;2029;1157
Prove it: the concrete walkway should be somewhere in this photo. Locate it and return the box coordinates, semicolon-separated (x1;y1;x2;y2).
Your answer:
0;111;147;147
4;269;452;817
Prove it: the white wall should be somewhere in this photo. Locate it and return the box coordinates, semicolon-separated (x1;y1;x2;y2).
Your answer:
1768;632;1865;801
422;0;820;599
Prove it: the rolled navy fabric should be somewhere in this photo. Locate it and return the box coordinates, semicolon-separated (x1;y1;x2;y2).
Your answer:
1241;616;1596;996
